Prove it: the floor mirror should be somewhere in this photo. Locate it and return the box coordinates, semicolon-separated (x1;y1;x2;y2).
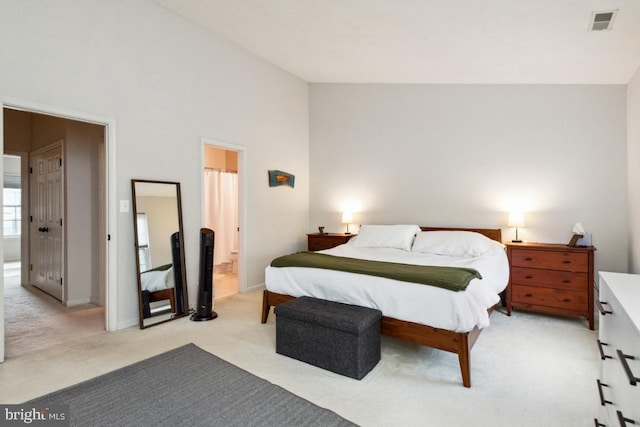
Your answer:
131;179;189;328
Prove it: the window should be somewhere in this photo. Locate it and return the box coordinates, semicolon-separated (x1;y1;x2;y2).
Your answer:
3;187;21;237
136;212;151;271
4;155;22;237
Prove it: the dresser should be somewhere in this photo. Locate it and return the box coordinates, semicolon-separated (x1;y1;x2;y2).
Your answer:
506;242;595;329
595;272;640;426
307;233;354;251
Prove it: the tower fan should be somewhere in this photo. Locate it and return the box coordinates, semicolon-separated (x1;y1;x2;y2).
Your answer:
170;231;185;316
191;228;218;321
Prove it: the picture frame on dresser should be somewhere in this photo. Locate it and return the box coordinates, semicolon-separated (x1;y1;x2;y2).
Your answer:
567;234;582;247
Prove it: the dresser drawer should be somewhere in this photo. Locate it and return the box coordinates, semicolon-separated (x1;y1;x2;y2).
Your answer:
598;274;640;425
507;243;595;329
510;249;588;272
511;284;587;312
307;234;353;251
308;237;335;251
511;267;587;291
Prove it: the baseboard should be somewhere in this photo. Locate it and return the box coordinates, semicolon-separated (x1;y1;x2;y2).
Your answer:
65;298;91;307
247;283;266;293
117;318;139;330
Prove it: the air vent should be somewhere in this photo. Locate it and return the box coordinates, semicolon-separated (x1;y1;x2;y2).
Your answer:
590;10;618;31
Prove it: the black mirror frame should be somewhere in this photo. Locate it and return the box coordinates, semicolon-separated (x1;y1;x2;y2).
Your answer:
131;179;189;329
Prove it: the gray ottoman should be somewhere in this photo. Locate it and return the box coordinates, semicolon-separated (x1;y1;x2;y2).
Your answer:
274;296;382;380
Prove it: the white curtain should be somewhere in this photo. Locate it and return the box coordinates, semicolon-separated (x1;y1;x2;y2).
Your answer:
204;170;238;266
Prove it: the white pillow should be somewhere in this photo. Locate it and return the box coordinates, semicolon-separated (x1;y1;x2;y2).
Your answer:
350;224;421;251
411;231;498;257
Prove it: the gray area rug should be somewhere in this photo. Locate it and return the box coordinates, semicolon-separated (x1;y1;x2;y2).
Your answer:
28;343;356;427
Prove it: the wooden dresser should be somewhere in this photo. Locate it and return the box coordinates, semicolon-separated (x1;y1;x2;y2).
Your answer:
595;272;640;426
307;233;354;251
506;242;595;329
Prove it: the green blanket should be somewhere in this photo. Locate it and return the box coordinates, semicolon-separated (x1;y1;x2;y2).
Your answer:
142;263;172;274
270;252;482;292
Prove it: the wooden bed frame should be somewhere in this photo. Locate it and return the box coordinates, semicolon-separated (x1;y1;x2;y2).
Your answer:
261;226;503;388
141;288;176;319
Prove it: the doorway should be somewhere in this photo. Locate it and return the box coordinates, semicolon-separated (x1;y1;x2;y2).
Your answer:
203;145;239;299
2;106;109;360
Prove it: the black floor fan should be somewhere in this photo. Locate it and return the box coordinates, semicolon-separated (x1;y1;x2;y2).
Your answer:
191;228;218;321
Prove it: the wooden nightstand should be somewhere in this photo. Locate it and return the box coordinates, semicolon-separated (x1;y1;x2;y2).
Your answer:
307;233;354;251
506;242;596;329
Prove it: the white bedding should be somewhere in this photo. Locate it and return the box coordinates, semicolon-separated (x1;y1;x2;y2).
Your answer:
265;240;509;333
141;266;175;292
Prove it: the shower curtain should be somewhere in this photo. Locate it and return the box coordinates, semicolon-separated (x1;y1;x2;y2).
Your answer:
204;170;238;267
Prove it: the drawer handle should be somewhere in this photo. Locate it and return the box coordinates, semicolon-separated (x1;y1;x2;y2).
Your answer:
525;275;533;279
562;279;572;284
597;379;612;406
617;410;636;426
525;293;533;297
597;340;612;360
617;349;639;386
562;260;572;264
596;300;612;315
523;257;533;261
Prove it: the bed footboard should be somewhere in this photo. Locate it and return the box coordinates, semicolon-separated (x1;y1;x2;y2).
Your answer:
261;290;483;387
261;290;293;323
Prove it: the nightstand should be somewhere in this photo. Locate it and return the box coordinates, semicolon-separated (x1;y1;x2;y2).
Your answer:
506;242;596;329
307;233;354;251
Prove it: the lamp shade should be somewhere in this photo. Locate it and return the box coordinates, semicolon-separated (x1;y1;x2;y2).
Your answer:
508;212;525;228
341;212;353;224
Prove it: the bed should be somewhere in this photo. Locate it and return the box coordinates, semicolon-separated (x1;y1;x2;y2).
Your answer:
261;225;509;387
140;264;176;318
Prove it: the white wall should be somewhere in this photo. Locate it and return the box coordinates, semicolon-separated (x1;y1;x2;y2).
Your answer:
136;196;179;268
0;0;309;328
2;238;19;262
310;84;628;276
65;121;103;306
628;67;640;273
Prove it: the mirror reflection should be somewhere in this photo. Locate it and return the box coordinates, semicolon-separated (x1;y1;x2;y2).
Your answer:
131;180;188;328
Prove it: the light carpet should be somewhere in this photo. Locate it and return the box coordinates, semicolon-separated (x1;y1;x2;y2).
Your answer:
0;289;599;426
3;275;105;358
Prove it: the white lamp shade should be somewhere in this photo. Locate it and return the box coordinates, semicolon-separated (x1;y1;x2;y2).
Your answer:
341;212;353;224
508;212;525;227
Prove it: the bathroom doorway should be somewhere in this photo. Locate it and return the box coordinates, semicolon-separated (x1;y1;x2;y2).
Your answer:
203;145;239;299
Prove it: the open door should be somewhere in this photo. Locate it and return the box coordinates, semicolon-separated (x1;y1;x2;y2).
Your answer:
29;142;64;300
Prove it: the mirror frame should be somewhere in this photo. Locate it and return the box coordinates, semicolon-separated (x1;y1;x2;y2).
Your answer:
131;179;189;329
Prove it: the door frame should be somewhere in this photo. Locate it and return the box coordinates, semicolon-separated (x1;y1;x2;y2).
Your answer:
0;97;118;363
201;137;247;294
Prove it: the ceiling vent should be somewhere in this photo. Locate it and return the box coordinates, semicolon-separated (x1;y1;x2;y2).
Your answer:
590;10;618;31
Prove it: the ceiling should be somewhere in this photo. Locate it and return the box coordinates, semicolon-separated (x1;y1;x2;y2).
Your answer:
152;0;640;84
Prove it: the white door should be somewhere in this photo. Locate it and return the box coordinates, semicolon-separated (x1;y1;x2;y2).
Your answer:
29;143;64;301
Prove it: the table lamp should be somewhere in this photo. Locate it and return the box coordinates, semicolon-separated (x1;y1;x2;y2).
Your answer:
508;212;525;243
342;212;353;234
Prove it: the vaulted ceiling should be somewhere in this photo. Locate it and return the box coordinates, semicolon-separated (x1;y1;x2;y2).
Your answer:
153;0;640;84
